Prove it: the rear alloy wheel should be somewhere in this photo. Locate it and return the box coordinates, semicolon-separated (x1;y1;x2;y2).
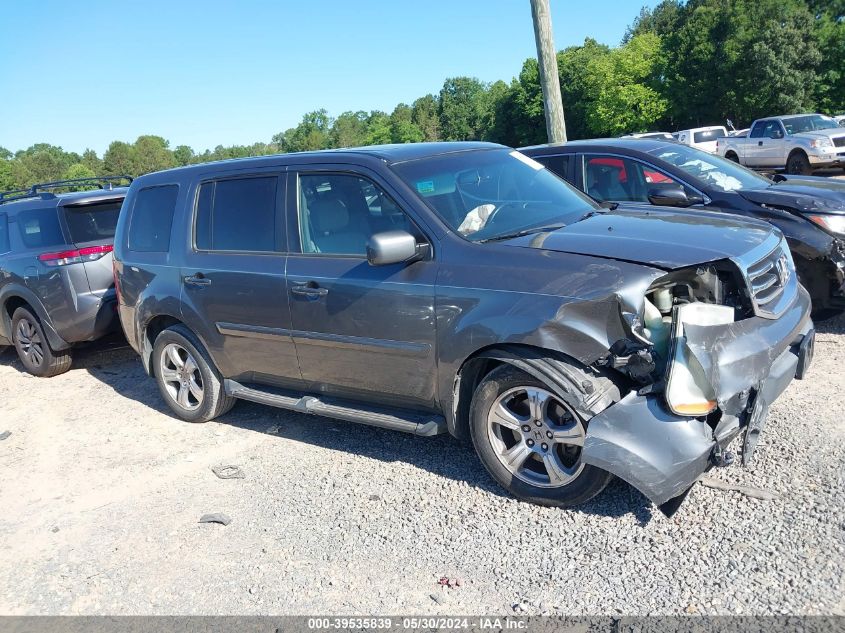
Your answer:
11;307;71;377
787;151;811;175
152;324;235;422
470;365;612;506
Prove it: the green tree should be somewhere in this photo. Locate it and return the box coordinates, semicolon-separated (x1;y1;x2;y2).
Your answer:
173;145;195;166
330;111;369;147
132;135;176;175
274;109;332;152
365;111;392;145
81;149;102;174
61;163;97;189
389;104;424;143
438;77;492;141
558;39;612;139
411;94;441;141
102;141;136;176
585;33;668;136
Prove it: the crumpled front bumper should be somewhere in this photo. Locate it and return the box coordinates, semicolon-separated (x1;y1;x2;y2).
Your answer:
580;286;814;513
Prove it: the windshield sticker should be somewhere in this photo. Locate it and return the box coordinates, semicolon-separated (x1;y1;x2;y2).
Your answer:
510;150;544;170
416;180;435;194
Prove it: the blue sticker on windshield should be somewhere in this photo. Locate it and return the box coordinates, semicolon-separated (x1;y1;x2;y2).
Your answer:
416;180;435;194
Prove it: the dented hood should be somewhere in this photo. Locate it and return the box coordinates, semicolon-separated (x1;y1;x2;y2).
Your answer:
741;181;845;214
504;206;776;270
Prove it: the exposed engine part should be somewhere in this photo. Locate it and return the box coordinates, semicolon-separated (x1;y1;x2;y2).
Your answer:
646;262;753;320
598;339;656;384
710;445;736;467
652;287;673;313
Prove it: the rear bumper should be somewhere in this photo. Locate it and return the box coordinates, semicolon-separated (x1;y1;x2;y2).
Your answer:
581;288;813;511
53;289;119;345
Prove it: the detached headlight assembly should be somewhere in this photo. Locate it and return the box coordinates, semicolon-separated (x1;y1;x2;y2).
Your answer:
807;213;845;236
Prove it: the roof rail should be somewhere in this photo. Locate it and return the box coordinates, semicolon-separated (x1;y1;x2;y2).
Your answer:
0;175;133;205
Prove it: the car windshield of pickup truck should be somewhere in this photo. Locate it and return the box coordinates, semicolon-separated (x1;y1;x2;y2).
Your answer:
783;114;840;134
392;149;598;242
653;144;771;192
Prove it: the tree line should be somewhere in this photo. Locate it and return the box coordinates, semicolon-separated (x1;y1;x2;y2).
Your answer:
1;0;842;191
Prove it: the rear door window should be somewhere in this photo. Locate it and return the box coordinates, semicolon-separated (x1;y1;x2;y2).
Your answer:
16;207;65;249
128;185;179;252
693;129;726;143
63;201;122;244
194;176;279;252
534;155;573;183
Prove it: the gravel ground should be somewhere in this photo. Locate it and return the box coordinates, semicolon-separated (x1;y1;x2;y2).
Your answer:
0;316;843;616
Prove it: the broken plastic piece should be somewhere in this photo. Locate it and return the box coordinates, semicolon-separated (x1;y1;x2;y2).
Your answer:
0;431;10;441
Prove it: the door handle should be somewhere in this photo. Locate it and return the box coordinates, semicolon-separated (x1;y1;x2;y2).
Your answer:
758;141;763;146
184;273;211;287
290;282;328;298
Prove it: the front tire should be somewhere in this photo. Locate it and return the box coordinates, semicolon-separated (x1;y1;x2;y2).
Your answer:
787;151;811;175
11;307;71;377
469;365;612;507
152;324;235;422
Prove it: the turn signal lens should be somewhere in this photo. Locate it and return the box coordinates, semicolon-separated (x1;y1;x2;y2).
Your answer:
807;214;845;237
672;401;718;416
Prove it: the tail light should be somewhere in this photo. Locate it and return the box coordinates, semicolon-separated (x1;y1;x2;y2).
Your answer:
38;244;113;267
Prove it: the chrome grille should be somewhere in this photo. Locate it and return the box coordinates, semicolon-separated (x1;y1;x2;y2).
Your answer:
746;244;791;316
833;136;845;148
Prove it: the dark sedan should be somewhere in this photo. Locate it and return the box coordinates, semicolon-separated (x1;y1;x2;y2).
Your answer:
521;139;845;318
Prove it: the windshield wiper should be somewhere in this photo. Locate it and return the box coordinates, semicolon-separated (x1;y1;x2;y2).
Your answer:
478;223;566;243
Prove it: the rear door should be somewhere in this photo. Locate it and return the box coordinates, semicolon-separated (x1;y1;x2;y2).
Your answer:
179;168;301;387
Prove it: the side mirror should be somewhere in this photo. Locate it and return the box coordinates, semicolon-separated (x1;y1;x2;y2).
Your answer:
366;230;424;266
648;185;693;208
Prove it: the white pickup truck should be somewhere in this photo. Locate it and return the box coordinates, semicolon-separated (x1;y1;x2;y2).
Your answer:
717;113;845;174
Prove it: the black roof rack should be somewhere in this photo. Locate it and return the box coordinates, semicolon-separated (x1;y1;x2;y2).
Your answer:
0;175;133;205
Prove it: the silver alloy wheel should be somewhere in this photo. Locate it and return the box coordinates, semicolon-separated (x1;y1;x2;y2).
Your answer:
15;318;43;367
486;386;586;488
159;343;204;411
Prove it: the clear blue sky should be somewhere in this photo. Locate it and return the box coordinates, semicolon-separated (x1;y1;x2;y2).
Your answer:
0;0;656;155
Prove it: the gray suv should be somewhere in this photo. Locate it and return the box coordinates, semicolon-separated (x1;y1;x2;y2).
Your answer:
113;143;813;515
0;177;129;376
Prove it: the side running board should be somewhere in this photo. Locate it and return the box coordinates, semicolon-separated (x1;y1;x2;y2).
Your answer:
224;380;446;437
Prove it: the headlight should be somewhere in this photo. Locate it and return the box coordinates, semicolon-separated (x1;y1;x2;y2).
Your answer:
807;213;845;236
810;138;834;149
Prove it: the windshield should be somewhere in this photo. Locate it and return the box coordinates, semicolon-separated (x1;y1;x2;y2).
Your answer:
650;144;770;193
62;201;122;243
391;149;598;241
782;115;840;134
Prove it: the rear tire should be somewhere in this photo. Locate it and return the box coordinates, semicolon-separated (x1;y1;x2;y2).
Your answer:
152;324;235;422
787;151;811;175
469;365;612;507
11;307;72;377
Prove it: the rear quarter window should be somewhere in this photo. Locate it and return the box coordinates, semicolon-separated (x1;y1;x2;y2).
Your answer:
127;185;179;252
0;213;9;253
63;201;122;244
17;207;65;249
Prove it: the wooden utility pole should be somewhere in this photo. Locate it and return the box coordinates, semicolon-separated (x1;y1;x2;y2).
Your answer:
529;0;567;143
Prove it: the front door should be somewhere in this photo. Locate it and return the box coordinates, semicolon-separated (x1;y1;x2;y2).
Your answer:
180;169;301;387
285;167;438;410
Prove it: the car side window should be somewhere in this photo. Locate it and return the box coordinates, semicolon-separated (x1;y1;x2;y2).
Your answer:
0;213;9;253
749;122;767;138
17;207;65;249
762;121;783;139
534;155;572;183
583;155;694;203
297;173;418;256
128;185;179;252
195;176;279;252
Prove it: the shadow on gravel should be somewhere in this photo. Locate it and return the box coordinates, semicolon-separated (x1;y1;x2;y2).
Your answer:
64;336;655;524
814;312;845;335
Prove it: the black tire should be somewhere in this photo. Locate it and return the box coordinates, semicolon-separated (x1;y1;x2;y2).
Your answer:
811;308;843;322
469;365;613;507
787;151;812;175
725;152;739;163
152;324;235;422
11;307;72;377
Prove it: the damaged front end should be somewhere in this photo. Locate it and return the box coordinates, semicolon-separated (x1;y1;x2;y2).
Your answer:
582;234;814;515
